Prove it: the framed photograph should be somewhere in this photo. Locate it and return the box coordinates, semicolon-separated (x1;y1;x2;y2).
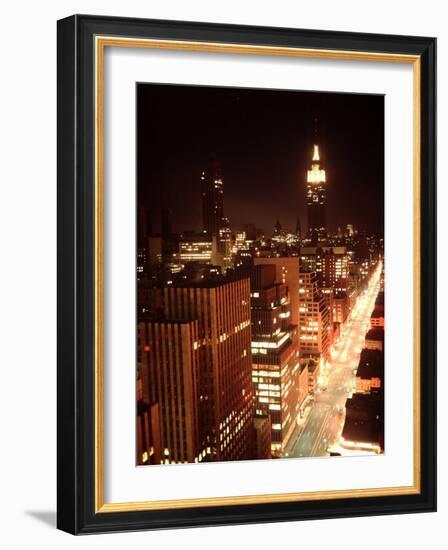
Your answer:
57;15;436;534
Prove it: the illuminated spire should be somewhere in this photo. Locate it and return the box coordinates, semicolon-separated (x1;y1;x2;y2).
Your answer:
307;144;326;184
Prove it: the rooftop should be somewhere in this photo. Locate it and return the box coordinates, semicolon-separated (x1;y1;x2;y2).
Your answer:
356;348;384;380
365;328;385;342
342;392;384;448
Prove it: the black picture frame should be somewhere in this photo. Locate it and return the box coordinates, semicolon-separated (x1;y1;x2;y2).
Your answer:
57;14;436;534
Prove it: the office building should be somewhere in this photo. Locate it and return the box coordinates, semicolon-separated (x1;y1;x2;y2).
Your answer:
174;235;213;264
254;257;300;326
300;246;349;294
250;264;304;456
298;271;331;363
138;319;200;464
163;276;254;462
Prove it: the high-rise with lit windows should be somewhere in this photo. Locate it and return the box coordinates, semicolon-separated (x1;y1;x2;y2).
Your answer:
138;319;200;464
162;276;254;462
254;257;300;326
201;161;234;271
321;248;350;294
306;144;327;243
298;270;331;363
250;264;305;456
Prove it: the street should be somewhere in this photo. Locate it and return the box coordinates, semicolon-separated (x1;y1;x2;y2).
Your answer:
285;261;383;458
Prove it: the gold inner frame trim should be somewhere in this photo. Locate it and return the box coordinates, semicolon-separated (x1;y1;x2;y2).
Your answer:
94;35;421;513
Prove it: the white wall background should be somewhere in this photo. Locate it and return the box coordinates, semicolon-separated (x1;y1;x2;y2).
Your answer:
0;0;444;546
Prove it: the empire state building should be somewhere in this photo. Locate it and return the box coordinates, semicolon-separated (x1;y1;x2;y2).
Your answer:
306;144;327;243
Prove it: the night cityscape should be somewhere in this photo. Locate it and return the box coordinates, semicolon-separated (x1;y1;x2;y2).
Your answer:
136;84;385;466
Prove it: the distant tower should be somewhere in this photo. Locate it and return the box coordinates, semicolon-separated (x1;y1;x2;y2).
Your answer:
295;216;302;239
161;208;175;264
161;208;173;237
201;160;224;237
306;144;327;243
138;205;152;244
137;205;152;279
274;218;282;234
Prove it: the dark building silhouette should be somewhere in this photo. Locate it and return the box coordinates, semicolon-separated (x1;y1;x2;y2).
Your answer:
295;216;302;239
201;160;225;237
274;218;282;235
200;160;233;271
342;391;384;452
252;414;272;460
137;400;162;465
161;208;177;264
342;332;385;452
365;327;384;351
136;374;162;465
355;348;384;392
138;205;152;243
137;205;152;280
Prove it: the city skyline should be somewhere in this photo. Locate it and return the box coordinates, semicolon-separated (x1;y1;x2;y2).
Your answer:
137;83;384;236
136;83;385;466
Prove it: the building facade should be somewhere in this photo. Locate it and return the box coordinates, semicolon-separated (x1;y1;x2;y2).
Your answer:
162;277;254;462
254;257;300;326
298;271;331;363
300;246;349;294
250;264;303;456
174;235;213;264
252;414;272;460
138;319;201;464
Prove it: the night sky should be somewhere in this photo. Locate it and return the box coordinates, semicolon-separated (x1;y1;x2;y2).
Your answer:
137;83;384;237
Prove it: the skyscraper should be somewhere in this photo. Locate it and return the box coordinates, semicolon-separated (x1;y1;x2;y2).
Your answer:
295;216;302;240
162;277;254;462
250;264;304;456
306;144;327;243
138;319;200;464
298;271;331;363
201;160;225;237
321;248;350;294
161;208;177;264
254;257;300;326
274;218;282;235
201;160;234;271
